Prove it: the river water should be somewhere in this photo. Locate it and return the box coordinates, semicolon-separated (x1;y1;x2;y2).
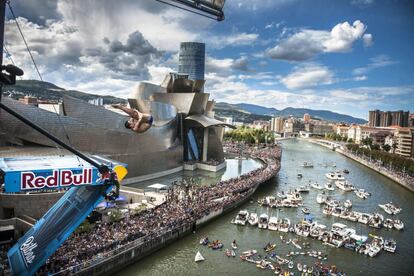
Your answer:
119;139;414;276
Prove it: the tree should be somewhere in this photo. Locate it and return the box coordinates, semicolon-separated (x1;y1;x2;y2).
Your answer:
382;144;391;152
347;138;354;143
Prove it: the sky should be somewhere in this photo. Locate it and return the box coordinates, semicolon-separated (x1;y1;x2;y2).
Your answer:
3;0;414;119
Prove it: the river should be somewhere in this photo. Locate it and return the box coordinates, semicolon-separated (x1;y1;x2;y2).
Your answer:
119;139;414;276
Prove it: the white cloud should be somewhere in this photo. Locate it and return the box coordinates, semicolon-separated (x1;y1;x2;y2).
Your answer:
267;20;372;61
280;64;335;89
362;33;373;47
351;0;374;6
209;33;259;49
353;75;367;81
353;54;397;75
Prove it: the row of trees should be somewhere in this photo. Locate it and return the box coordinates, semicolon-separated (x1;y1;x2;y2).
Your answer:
325;133;353;143
346;143;414;176
224;126;275;144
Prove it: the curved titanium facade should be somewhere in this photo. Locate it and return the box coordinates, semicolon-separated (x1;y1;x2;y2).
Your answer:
178;42;205;81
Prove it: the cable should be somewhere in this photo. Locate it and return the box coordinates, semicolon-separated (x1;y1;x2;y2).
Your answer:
3;45;21;80
7;1;42;81
7;1;82;165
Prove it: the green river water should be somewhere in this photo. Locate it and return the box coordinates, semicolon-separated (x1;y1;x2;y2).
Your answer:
119;139;414;276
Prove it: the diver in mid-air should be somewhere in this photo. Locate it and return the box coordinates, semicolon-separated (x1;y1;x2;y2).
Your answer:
112;104;153;133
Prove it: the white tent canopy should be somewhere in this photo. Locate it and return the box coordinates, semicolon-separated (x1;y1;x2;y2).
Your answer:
147;183;168;190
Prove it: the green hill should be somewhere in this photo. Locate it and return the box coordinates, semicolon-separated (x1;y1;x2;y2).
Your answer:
2;80;126;104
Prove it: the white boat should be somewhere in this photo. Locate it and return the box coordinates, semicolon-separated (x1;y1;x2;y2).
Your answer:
258;214;269;229
379;202;402;215
232;210;249;225
354;189;370;199
367;236;383;257
276;191;287;199
311;182;324;190
316;193;327;204
302;162;314;168
335;180;355;191
297;263;303;272
241;249;257;257
325;172;345;180
248;212;259;226
292;239;302;249
344;199;352;208
268;216;280;231
296;185;310;193
288;261;294;269
195;251;205;262
393;219;404;230
358;213;371;224
324;182;335;191
302;207;310;214
279;218;290;233
368;213;384;229
384;239;396;253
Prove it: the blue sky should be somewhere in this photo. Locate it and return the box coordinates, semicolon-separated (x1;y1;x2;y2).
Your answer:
4;0;414;119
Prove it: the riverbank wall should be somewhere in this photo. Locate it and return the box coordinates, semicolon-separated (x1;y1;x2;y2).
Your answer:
72;154;280;276
305;138;414;192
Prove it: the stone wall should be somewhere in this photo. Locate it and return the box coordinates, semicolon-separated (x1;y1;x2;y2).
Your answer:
0;192;64;220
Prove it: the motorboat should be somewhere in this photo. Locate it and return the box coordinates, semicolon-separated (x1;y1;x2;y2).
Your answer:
311;182;324;190
335;180;355;191
268;216;281;231
199;237;209;245
383;218;394;229
324;182;335;191
258;213;269;229
264;243;276;252
368;213;384;229
343;169;350;174
325;197;340;207
344;199;352;209
344;233;367;251
331;206;345;217
296;185;310;193
276;191;287;199
240;249;257;257
354;189;370;199
316;193;327;204
297;263;303;272
325;172;345;180
232;210;249;225
292;239;302;249
309;222;326;239
294;221;311;237
297;173;303;179
195;251;205;262
248;212;259;226
347;211;361;222
326;223;353;248
302;207;310;214
366;235;383;257
231;240;238;249
383;239;397;253
393;219;404;230
302;162;314;168
279;218;290;233
379;202;402;215
358;213;372;224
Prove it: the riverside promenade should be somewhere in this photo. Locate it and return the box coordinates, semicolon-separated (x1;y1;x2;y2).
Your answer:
34;143;281;276
306;138;414;192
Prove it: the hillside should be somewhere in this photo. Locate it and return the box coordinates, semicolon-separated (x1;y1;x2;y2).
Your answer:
2;80;126;104
231;103;366;124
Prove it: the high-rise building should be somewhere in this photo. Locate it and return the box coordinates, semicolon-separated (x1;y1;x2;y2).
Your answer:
368;110;380;127
178;42;205;81
303;113;310;123
270;117;284;133
368;109;409;127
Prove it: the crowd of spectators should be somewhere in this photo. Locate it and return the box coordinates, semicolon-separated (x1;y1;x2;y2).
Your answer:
2;142;281;275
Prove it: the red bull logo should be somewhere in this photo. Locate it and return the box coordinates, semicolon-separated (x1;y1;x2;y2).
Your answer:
21;169;93;190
